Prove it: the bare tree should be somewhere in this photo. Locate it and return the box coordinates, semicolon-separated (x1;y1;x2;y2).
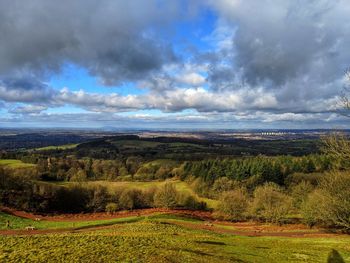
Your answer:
322;69;350;161
340;69;350;114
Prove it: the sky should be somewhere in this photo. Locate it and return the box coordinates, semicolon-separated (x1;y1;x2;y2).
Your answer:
0;0;350;130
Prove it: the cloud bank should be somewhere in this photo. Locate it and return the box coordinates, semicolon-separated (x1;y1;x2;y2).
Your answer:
0;0;349;128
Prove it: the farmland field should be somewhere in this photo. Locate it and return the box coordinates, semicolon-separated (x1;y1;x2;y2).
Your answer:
0;212;349;263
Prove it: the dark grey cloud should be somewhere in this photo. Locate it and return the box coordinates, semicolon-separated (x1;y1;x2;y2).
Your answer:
207;64;237;91
0;0;183;85
211;0;350;86
0;0;348;128
0;76;56;103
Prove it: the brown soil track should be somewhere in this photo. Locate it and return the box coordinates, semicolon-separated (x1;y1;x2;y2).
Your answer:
0;207;347;238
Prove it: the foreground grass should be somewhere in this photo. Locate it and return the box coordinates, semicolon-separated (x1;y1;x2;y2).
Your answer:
1;220;349;263
0;159;35;169
0;212;142;230
0;212;203;231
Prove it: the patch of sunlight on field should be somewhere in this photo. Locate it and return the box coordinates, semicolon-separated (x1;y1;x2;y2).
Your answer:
35;144;78;151
83;180;218;209
0;159;35;169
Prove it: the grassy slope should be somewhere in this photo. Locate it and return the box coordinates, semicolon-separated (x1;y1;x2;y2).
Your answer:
80;180;218;209
0;212;145;230
0;159;35;169
0;218;349;263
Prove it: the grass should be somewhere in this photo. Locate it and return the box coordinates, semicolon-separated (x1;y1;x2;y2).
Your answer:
0;212;143;230
0;159;36;169
35;144;78;151
0;218;349;262
76;180;218;209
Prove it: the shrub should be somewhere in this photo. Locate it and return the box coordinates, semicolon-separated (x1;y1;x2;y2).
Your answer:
285;172;322;188
249;183;292;224
301;189;329;227
301;172;350;230
154;182;179;208
191;178;211;198
179;193;207;210
290;181;314;209
69;169;87;182
105;202;118;214
215;188;249;221
212;177;239;196
142;186;157;207
51;184;90;213
87;185;110;212
119;188;143;210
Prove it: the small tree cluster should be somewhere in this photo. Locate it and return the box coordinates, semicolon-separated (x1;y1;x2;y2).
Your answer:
301;172;350;230
215;183;292;224
215;188;249;221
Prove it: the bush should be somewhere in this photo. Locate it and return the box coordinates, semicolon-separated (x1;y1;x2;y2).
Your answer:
51;184;90;213
179;194;207;210
290;181;314;209
212;177;239;197
191;178;211;198
69;169;87;182
154;182;179;208
249;183;292;224
119;188;143;210
142;186;157;207
285;172;322;188
301;189;329;227
87;185;110;212
215;188;249;221
301;172;350;230
105;202;118;213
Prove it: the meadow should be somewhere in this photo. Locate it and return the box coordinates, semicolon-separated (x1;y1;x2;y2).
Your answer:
0;214;349;263
0;159;36;169
56;179;218;209
0;211;142;230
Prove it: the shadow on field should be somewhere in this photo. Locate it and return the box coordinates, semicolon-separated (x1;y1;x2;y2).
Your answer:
195;240;226;246
327;249;345;263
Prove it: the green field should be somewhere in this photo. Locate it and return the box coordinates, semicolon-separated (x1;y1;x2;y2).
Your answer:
0;159;36;169
35;144;78;151
72;180;218;209
0;214;349;263
0;212;143;230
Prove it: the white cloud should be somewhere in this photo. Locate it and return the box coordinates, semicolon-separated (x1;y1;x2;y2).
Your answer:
175;72;206;86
